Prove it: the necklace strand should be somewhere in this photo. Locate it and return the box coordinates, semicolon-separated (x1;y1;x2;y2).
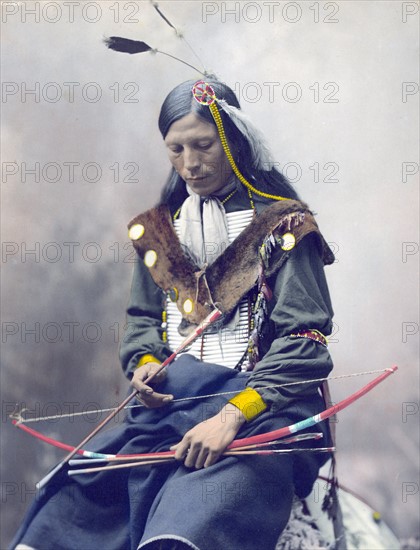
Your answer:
173;188;239;221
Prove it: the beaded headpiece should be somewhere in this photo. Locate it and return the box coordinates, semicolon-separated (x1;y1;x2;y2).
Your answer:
191;80;287;201
105;2;289;202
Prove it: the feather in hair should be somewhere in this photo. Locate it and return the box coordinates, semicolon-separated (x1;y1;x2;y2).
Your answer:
150;1;206;71
104;37;153;54
151;1;177;32
104;36;204;74
217;99;274;170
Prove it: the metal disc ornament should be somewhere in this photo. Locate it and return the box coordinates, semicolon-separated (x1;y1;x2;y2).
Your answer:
280;232;296;251
144;250;158;268
128;224;145;241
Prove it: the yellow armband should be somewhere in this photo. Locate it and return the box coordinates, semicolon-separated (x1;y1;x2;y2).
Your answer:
228;387;267;421
136;354;160;368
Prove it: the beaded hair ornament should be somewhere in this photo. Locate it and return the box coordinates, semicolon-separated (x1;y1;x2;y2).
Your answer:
105;1;288;201
191;80;287;201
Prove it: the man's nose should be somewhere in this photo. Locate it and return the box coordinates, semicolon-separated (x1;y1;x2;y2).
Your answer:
183;148;201;173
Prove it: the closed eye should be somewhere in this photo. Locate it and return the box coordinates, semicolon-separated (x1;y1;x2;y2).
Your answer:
196;141;213;150
168;145;183;154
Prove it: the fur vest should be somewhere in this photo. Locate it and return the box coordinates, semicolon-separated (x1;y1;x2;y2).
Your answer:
128;200;334;330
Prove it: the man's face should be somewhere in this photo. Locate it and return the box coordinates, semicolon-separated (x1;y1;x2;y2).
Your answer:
164;112;233;196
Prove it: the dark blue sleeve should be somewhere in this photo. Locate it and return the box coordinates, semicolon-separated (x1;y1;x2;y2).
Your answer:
119;258;172;379
247;233;335;411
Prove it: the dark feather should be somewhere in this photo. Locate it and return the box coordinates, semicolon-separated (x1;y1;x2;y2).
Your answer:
104;36;152;54
153;3;177;31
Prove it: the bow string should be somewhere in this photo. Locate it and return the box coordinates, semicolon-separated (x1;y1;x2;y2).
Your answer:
10;366;397;475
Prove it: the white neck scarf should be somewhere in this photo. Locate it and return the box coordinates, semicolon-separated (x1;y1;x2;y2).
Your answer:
178;180;237;268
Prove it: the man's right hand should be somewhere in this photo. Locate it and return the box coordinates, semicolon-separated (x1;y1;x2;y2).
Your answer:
131;362;174;408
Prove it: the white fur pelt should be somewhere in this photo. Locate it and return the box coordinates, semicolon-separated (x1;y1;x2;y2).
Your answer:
276;497;332;550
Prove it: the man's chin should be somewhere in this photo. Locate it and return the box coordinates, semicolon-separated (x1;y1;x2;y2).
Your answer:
186;179;228;196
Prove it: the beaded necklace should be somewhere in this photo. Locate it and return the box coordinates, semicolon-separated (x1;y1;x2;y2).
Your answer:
172;186;254;222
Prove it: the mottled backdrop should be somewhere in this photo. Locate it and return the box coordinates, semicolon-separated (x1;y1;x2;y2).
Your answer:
1;1;419;547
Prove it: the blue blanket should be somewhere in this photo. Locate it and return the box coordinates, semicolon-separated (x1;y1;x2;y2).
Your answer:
11;355;330;550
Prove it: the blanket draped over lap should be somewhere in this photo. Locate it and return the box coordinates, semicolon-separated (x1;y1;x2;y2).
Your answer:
11;195;335;550
11;357;330;550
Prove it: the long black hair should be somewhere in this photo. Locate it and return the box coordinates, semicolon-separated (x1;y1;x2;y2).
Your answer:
158;78;298;214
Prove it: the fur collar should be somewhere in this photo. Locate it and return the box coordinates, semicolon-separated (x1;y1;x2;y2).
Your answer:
129;200;333;328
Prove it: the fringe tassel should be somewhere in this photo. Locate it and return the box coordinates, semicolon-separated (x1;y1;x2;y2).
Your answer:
322;460;347;549
276;497;333;550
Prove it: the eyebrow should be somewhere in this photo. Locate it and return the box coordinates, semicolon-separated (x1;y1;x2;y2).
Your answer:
165;135;215;147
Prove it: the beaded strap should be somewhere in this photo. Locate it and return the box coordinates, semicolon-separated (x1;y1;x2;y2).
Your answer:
191;80;289;202
289;329;328;347
209;101;288;202
229;387;267;421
